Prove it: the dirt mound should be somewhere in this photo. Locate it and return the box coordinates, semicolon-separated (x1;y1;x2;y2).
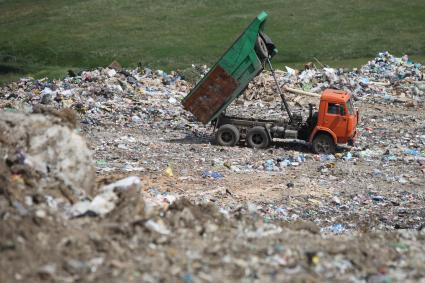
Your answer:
0;110;95;205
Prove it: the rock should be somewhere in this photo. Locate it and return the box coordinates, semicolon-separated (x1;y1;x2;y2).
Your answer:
70;190;118;217
87;191;118;216
69;176;142;217
0;112;95;201
145;219;171;235
332;196;341;205
132;115;142;123
101;176;142;192
38;263;56;279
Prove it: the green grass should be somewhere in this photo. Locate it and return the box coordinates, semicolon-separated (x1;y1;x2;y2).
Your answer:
1;0;425;84
0;63;71;85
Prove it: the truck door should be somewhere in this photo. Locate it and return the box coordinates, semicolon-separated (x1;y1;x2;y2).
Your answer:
322;102;348;142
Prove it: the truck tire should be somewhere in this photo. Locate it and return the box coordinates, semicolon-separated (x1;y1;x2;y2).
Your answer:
255;36;268;59
247;126;270;149
312;133;336;154
216;124;240;146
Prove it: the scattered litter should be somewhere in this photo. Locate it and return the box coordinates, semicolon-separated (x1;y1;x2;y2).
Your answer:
0;52;424;282
201;171;224;179
165;165;174;177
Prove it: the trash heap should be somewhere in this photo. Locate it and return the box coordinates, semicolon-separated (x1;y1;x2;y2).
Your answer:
1;52;425;282
244;52;425;105
0;66;195;130
1;163;425;282
1;52;424;129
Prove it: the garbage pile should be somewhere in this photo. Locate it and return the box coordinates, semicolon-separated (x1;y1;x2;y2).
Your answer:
1;166;425;282
1;52;425;282
0;66;195;130
1;52;424;129
244;52;425;106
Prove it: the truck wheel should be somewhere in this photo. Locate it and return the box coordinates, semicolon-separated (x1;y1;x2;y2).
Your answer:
216;124;240;146
247;126;270;149
312;134;336;154
255;36;268;59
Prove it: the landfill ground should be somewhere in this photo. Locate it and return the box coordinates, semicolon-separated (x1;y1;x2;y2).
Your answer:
1;53;425;282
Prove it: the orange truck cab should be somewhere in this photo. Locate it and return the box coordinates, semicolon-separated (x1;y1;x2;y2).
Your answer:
307;89;359;153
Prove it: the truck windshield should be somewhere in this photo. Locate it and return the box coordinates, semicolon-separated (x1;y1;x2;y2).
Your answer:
346;98;354;115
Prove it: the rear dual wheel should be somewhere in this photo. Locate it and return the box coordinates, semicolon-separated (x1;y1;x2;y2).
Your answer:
246;126;270;149
216;124;240;146
216;125;271;149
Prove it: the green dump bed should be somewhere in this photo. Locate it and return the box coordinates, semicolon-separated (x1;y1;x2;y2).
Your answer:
182;11;276;124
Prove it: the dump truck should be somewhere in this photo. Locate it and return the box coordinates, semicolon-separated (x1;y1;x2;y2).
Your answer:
182;11;359;154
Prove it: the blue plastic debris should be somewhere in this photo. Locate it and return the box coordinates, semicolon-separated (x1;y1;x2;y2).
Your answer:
361;77;370;85
279;160;291;167
321;223;345;234
264;159;275;171
404;149;421;156
276;155;306;168
297;154;306;162
383;155;397;162
202;171;223;179
181;273;193;283
320;154;336;161
344;152;353;161
330;224;345;233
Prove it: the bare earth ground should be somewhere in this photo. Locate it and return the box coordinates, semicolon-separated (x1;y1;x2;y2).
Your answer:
1;84;425;281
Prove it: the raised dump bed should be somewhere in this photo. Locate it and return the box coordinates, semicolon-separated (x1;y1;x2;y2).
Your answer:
181;12;359;154
182;11;276;124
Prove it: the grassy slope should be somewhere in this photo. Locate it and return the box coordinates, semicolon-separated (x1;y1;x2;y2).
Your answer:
1;0;425;83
